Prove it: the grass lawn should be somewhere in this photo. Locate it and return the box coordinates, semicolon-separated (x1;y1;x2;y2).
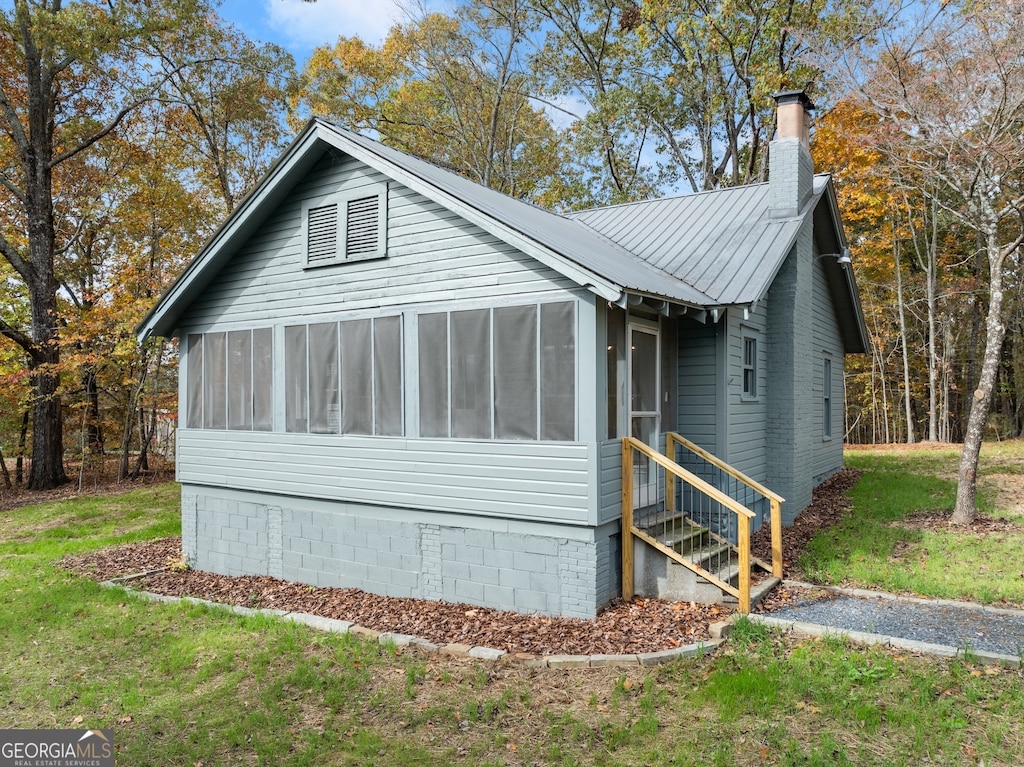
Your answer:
1;446;1023;765
800;440;1024;605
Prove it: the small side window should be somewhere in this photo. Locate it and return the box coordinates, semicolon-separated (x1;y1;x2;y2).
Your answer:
823;356;833;439
742;336;757;399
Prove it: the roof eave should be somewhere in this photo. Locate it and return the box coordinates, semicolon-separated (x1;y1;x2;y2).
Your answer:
822;181;870;354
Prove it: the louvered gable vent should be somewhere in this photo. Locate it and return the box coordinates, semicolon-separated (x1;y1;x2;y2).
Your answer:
346;195;379;257
307;203;338;262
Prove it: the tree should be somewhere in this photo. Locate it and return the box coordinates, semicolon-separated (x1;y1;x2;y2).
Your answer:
528;0;667;205
293;1;566;205
0;0;215;489
846;0;1024;522
528;0;889;199
159;20;296;213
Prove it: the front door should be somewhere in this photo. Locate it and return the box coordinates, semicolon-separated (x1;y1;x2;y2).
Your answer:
629;322;660;505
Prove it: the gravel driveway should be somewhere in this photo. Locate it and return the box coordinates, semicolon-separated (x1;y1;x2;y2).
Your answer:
768;592;1024;657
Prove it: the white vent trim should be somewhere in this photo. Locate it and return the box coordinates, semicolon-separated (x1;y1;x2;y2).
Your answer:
302;182;388;267
307;203;339;262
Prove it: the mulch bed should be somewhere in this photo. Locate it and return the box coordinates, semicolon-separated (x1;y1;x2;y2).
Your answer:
60;468;866;656
63;539;727;655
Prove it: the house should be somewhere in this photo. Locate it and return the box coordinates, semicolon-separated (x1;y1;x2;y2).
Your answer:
138;91;867;619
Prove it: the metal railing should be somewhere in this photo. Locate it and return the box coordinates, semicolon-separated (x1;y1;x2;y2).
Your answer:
621;434;784;614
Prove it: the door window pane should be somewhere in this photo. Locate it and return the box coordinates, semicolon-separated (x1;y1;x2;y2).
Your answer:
630;328;658;413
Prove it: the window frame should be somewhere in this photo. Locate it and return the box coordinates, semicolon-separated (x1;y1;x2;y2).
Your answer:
301;183;388;268
284;315;405;437
823;354;833;440
186;328;273;432
741;334;758;401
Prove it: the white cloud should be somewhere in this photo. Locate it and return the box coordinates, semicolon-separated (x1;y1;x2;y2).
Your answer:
263;0;405;51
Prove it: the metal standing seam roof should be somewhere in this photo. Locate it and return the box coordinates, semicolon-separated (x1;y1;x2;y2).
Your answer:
139;119;851;343
567;176;831;306
332;124;717;307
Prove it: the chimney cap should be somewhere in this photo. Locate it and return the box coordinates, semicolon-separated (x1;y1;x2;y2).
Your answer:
772;90;816;111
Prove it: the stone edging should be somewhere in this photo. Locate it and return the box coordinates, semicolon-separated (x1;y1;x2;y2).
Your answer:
744;579;1024;669
101;578;724;668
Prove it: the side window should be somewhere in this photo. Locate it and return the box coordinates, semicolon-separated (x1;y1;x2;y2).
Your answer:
741;335;757;399
303;184;388;266
823;355;833;439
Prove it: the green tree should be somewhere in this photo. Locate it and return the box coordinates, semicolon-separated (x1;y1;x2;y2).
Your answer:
159;20;296;213
293;1;565;205
0;0;216;489
849;0;1024;522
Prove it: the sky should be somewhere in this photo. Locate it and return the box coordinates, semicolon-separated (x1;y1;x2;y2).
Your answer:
216;0;409;65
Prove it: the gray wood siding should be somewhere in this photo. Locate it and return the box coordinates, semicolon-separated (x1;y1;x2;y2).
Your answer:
178;430;594;525
725;303;769;484
177;150;581;330
811;256;845;479
676;318;718;453
598;438;623;524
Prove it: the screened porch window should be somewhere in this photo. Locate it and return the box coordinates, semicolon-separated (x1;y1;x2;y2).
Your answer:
285;316;403;436
417;301;576;441
185;329;273;431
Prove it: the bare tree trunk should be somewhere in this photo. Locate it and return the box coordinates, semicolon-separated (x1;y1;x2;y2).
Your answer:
16;410;28;485
83;368;104;454
925;202;939;441
132;406;153;477
0;445;11;490
952;229;1009;525
131;346;165;478
894;242;915;443
939;321;952;442
118;353;150;482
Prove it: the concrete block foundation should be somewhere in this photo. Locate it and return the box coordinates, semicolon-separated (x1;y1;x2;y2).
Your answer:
181;484;621;619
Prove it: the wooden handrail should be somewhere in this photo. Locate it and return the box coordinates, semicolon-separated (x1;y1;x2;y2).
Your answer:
667;432;785;503
625;437;756;520
621;434;781;615
668;432;784;579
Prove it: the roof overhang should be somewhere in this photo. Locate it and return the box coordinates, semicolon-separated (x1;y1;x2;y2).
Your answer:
814;180;870;354
137;121;330;341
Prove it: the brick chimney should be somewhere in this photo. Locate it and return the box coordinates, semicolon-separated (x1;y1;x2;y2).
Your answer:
769;90;815;218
